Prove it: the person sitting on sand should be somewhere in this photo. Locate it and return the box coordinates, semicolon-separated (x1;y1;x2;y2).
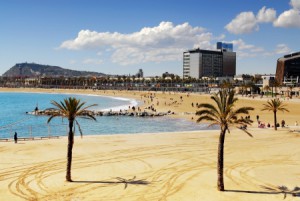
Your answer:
258;122;265;128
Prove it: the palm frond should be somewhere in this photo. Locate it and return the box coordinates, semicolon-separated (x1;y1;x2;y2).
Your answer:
234;107;254;115
75;120;83;138
211;93;222;111
236;126;253;137
195;89;254;137
197;103;220;120
85;113;97;121
207;122;221;128
196;109;219;119
261;98;289;116
51;100;66;113
196;115;219;124
77;104;98;115
47;114;60;124
48;97;97;134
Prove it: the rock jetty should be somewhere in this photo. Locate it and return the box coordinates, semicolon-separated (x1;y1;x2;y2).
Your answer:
26;109;174;117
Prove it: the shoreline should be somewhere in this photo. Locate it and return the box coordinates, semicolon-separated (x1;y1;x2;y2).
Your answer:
0;89;140;112
1;87;300;127
0;88;215;139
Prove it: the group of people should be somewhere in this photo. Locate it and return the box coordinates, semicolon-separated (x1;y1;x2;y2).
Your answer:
257;113;287;129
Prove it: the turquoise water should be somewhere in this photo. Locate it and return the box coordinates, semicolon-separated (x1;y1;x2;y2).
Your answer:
0;92;214;138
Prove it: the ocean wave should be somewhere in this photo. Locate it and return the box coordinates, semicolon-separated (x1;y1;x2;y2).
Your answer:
101;98;140;112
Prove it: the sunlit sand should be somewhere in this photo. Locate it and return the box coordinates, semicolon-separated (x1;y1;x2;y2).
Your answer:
0;88;300;201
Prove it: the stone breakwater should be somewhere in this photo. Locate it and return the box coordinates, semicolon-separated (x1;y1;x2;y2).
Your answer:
26;109;175;117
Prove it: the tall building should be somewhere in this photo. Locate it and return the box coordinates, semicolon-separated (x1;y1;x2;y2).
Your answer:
217;42;233;52
276;51;300;84
183;43;236;79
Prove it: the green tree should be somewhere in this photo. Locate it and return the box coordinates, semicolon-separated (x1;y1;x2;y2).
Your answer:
261;98;289;130
196;89;254;191
47;97;97;181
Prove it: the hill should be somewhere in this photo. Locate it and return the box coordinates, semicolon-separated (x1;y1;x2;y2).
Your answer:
2;63;106;77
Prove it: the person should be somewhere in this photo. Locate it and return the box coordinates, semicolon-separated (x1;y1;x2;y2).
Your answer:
256;115;259;121
34;105;39;115
295;121;298;126
281;120;285;128
14;132;18;143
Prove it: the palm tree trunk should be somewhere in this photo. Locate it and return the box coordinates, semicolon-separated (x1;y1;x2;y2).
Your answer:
217;128;226;191
274;111;277;131
66;119;74;181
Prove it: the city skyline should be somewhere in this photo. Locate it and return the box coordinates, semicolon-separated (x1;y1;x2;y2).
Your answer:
0;0;299;76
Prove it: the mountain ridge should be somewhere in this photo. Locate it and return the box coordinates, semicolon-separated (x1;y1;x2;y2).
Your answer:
2;63;106;77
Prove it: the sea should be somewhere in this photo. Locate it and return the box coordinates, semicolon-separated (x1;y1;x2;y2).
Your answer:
0;92;216;139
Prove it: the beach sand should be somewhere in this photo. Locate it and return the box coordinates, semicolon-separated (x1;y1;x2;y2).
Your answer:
0;88;300;200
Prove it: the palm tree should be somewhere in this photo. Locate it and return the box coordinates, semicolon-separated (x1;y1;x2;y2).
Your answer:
261;98;289;130
47;97;97;182
196;89;254;191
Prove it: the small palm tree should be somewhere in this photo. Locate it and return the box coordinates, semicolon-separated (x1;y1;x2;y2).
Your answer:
196;89;254;191
261;98;289;130
47;97;97;182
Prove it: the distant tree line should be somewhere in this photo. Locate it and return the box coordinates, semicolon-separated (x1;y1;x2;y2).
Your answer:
0;74;298;95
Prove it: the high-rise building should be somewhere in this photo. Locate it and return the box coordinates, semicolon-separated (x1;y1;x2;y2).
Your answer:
217;42;233;52
276;51;300;84
183;43;236;79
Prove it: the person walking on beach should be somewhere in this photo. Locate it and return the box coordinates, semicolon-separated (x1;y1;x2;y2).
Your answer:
14;132;18;143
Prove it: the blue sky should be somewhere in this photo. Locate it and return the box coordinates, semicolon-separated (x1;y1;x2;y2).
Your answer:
0;0;299;76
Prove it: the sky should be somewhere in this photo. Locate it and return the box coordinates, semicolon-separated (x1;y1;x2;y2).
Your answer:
0;0;300;77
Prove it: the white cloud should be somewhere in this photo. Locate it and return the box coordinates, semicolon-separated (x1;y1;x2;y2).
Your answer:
273;9;300;28
226;6;277;34
257;6;276;23
60;21;216;65
230;39;267;58
225;12;258;34
226;1;300;34
290;0;300;10
273;0;300;28
232;39;255;50
274;44;291;54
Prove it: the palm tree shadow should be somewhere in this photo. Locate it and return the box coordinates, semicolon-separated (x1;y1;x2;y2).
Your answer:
225;189;279;195
72;176;150;189
226;185;300;199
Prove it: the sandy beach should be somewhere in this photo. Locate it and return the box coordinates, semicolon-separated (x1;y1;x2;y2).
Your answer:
1;88;300;201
